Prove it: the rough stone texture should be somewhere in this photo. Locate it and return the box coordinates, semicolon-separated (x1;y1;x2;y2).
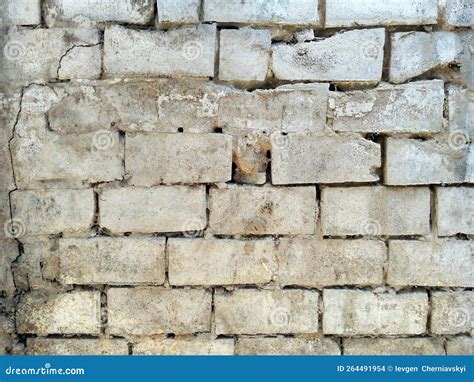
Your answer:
441;0;474;28
343;338;444;355
43;0;154;27
447;85;474;138
326;0;437;27
58;45;102;80
209;186;317;235
446;336;474;355
27;338;129;355
330;80;444;134
0;241;18;301
99;186;206;234
126;133;233;185
219;28;271;87
431;291;474;334
215;289;319;335
390;32;462;84
108;288;212;336
57;237;166;285
436;187;474;236
0;0;41;26
134;337;234;355
203;0;320;26
168;238;277;286
385;139;473;185
272;134;381;184
272;29;385;83
10;189;95;237
321;187;431;236
156;0;200;27
236;337;340;355
104;25;217;78
276;239;386;288
388;240;473;288
323;290;429;335
16;291;101;335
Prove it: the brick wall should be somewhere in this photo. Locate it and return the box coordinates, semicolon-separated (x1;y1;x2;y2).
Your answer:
0;0;473;355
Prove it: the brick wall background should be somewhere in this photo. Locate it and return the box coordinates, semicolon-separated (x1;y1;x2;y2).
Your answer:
0;0;473;355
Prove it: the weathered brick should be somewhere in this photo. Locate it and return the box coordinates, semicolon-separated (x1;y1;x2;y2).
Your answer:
16;291;101;335
104;25;217;78
321;186;430;236
0;315;15;355
446;336;474;355
209;186;317;235
447;85;474;138
343;338;444;355
215;289;319;335
0;240;17;300
271;134;381;184
388;240;473;288
219;28;271;86
203;0;320;26
27;338;128;355
442;0;474;28
43;0;154;27
99;186;206;234
276;239;386;288
0;28;99;86
134;337;234;355
168;238;277;286
330;80;444;134
156;0;200;27
436;187;474;236
57;237;166;285
323;290;428;335
0;0;41;26
236;337;340;355
385;139;472;185
10;189;95;237
326;0;437;27
431;291;473;334
126;133;233;186
108;288;212;336
390;32;462;84
58;45;102;80
218;84;328;133
272;29;385;83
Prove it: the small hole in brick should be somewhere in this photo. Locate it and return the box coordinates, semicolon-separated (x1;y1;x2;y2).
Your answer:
177;128;184;133
124;232;131;236
329;84;337;91
267;150;271;159
214;127;223;133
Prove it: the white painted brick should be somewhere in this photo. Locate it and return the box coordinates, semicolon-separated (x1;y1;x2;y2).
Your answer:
10;189;95;237
99;186;206;234
16;291;101;335
271;134;381;184
343;338;444;355
277;239;386;288
27;338;129;355
168;238;277;286
321;186;431;236
104;24;217;78
436;187;474;235
57;237;166;285
209;186;317;235
447;85;474;138
390;32;462;84
215;289;319;335
236;337;340;355
446;336;474;355
272;29;385;83
58;45;102;80
126;133;233;186
323;290;429;335
203;0;320;26
330;80;444;134
388;240;473;288
442;0;474;28
326;0;437;27
156;0;200;26
108;288;212;336
431;291;474;335
0;0;41;26
385;139;472;185
44;0;154;27
134;337;234;355
219;28;271;86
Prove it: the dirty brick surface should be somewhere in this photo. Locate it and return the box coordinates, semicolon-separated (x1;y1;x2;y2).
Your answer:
0;0;472;356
